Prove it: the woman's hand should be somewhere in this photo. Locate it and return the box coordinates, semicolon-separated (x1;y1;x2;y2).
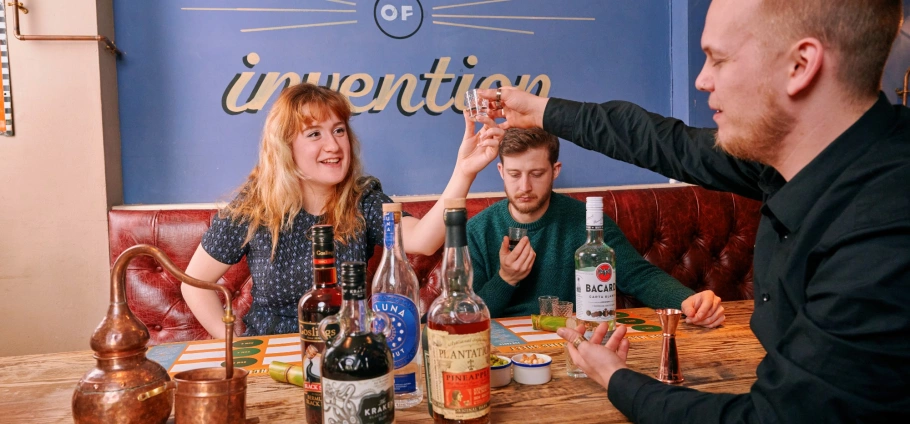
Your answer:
456;112;503;178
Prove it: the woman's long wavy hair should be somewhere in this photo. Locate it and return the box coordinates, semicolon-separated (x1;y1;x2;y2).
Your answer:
221;83;372;258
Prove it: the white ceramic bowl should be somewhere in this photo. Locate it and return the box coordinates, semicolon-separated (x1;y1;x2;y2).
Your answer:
490;355;512;387
510;353;552;385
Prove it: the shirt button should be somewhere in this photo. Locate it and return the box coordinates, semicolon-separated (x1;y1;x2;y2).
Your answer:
762;294;770;302
782;235;789;240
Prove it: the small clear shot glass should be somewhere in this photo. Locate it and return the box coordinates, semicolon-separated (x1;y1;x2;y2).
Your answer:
464;89;489;121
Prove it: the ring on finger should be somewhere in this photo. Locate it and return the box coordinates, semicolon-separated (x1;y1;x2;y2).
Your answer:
571;334;587;349
496;88;502;103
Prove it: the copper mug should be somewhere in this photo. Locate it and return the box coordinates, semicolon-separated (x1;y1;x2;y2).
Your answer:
172;367;251;423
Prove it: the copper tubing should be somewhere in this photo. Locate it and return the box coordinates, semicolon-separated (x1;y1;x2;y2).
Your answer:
7;1;123;56
110;244;235;379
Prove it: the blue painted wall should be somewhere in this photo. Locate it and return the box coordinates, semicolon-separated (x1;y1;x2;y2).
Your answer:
114;1;673;204
114;1;910;204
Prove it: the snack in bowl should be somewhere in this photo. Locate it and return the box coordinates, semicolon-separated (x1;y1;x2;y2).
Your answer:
490;354;512;387
510;353;552;385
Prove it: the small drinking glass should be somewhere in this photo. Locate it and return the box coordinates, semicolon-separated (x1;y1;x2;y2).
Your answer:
508;227;528;250
538;296;558;316
554;301;574;318
464;89;489;121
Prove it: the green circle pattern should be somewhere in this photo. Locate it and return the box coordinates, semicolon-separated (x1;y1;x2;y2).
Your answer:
617;318;646;325
233;348;261;357
233;339;264;348
222;357;258;368
631;325;662;332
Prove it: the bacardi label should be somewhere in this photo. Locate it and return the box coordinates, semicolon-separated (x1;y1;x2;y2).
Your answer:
575;263;617;322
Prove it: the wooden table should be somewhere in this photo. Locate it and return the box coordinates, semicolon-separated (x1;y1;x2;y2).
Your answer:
0;301;762;423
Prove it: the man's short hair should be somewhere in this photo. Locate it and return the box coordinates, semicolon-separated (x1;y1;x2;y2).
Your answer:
499;128;560;165
759;0;902;100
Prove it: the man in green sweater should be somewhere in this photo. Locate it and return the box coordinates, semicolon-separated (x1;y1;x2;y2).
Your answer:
467;128;724;327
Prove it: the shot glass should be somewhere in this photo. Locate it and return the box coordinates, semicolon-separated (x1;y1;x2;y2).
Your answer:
464;89;489;121
566;332;588;378
554;301;574;318
508;227;528;250
538;296;558;316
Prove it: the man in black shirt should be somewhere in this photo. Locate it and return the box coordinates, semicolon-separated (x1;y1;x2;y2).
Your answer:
479;0;909;422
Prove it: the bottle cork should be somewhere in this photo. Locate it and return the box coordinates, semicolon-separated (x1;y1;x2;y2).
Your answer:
444;198;466;209
382;202;402;212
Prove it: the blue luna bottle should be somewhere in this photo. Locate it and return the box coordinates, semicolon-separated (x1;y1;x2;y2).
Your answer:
370;202;424;409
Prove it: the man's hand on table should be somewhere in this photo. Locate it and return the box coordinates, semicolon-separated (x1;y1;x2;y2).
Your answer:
558;322;629;390
681;290;725;328
498;236;535;286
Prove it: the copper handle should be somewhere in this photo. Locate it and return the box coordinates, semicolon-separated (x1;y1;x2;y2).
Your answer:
112;244;235;379
136;381;174;401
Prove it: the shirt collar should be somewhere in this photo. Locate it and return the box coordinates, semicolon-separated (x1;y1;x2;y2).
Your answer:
761;93;898;235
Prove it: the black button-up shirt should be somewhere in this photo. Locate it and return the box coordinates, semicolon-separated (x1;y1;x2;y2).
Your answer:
544;94;910;422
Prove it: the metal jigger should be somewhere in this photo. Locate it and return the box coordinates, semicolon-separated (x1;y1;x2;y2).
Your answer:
72;244;249;423
656;308;684;384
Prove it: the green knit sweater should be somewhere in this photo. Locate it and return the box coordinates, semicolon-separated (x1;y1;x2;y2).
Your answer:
466;193;694;317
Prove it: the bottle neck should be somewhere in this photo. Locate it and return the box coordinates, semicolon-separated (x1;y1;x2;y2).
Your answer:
339;296;373;335
382;211;407;262
441;207;473;295
585;226;604;244
441;245;473;295
313;240;337;289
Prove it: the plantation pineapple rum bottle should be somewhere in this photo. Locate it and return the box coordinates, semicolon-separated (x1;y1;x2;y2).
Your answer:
426;198;491;424
371;203;424;409
320;262;395;423
297;225;342;424
574;197;617;339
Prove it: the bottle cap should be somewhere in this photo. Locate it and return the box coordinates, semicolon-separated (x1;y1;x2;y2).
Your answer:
382;203;402;213
585;197;604;227
585;197;604;209
311;224;334;244
340;262;367;299
444;198;466;209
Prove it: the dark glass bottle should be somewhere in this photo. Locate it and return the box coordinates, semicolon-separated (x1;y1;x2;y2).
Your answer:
297;224;342;424
426;198;492;424
320;262;395;424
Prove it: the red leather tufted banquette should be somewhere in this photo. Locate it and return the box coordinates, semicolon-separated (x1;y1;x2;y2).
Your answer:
109;185;761;345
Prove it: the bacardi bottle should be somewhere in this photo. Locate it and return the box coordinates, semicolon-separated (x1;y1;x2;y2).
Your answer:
371;203;424;409
574;197;617;339
297;225;342;424
426;198;491;424
320;262;395;424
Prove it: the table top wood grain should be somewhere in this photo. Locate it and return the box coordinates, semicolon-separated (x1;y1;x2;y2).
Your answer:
0;300;762;423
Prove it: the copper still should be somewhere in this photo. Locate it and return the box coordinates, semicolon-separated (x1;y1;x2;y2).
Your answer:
656;308;684;384
72;244;241;423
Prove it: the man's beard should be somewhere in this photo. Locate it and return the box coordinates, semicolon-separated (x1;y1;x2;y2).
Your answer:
715;85;795;165
506;185;553;216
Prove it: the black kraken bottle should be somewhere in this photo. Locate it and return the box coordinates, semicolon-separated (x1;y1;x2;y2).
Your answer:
320;262;396;424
